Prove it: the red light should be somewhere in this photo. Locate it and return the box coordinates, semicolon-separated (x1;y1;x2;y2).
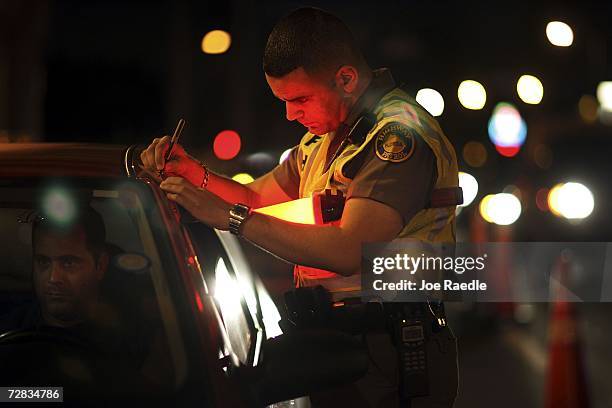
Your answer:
213;130;241;160
536;188;549;211
194;290;204;312
495;145;520;158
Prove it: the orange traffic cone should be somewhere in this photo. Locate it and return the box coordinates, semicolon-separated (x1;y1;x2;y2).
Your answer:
545;255;590;408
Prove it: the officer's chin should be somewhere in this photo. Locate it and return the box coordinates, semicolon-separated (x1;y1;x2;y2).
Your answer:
305;124;328;136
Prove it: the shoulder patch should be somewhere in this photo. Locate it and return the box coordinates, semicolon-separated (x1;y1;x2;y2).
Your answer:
374;122;416;163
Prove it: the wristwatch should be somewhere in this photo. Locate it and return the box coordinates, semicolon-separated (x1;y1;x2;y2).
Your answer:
228;203;251;235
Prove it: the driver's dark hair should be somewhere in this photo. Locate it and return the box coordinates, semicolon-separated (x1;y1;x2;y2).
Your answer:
32;205;107;262
263;7;368;78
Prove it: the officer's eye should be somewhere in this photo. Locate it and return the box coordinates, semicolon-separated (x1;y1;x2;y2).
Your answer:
295;97;308;104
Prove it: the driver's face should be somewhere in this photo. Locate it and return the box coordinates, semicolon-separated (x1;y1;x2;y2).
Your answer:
33;227;105;327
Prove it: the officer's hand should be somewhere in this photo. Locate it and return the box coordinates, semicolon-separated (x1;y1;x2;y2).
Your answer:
160;177;231;230
140;136;202;185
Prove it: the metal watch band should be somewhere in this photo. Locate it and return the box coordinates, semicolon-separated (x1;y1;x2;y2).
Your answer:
228;203;251;235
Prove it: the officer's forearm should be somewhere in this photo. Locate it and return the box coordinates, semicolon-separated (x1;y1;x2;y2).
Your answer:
183;161;260;208
240;213;361;276
206;171;260;208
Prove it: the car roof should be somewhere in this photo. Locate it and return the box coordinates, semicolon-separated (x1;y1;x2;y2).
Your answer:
0;143;132;178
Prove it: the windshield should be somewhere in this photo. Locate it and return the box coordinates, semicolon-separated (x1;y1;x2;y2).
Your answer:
0;178;188;399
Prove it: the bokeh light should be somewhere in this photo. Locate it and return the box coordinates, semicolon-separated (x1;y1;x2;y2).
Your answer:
201;30;232;54
213;130;241;160
279;148;292;164
42;188;77;225
480;193;522;225
416;88;444;117
488;102;527;157
546;21;574;47
458;172;478;207
462;141;487;168
517;75;544;104
458;80;486;110
548;182;594;220
533;144;553;169
232;173;254;184
535;188;550;212
479;195;494;223
596;82;612;111
578;95;599;123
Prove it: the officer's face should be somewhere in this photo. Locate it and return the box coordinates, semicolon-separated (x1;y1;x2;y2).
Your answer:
33;226;106;327
266;67;349;135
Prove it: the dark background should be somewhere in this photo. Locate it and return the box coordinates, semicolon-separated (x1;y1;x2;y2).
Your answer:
1;1;611;406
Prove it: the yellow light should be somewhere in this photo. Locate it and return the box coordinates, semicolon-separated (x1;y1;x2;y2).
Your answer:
458;80;486;110
546;21;574;47
548;182;594;220
596;82;612;111
547;183;565;217
458;172;478;207
254;197;315;224
479;195;494;223
201;30;231;54
517;75;544;105
479;193;521;225
462;141;487;168
578;95;599;123
416;88;444;117
232;173;254;184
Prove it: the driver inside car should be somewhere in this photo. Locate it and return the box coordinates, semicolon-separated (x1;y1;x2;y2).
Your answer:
0;206;109;333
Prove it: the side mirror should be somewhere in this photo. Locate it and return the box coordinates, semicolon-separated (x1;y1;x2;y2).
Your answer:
237;329;369;406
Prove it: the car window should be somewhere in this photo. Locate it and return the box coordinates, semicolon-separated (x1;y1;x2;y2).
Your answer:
0;179;188;399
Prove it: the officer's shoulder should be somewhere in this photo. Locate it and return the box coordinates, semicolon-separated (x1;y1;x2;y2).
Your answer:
375;88;429;132
371;121;424;164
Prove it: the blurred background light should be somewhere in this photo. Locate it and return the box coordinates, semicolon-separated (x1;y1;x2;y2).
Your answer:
42;188;77;225
517;75;544;104
458;171;478;207
458;80;487;110
245;152;276;172
502;184;523;202
213;130;241;160
578;95;599;123
535;188;550;212
462;141;487;167
416;88;444;117
479;195;494;223
548;182;594;220
546;21;574;47
232;173;254;184
480;193;522;225
488;102;527;157
533;144;553;169
279;148;292;164
201;30;232;54
596;81;612;111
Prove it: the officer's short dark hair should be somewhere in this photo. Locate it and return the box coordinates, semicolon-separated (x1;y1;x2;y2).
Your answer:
263;7;368;78
32;205;107;262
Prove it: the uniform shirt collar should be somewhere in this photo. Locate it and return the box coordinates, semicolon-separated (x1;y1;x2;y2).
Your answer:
341;68;396;131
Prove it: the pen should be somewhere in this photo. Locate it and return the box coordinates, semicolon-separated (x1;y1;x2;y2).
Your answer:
164;118;186;163
159;118;186;178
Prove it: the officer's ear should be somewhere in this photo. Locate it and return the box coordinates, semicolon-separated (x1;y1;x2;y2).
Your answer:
334;65;359;94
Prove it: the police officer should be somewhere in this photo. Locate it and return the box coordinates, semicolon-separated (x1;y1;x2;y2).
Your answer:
141;7;459;407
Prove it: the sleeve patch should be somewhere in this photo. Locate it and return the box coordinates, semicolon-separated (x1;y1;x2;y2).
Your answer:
374;122;416;163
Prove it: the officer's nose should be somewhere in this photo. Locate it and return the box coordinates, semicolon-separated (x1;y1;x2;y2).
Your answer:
285;102;303;122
